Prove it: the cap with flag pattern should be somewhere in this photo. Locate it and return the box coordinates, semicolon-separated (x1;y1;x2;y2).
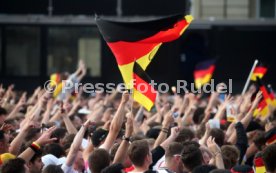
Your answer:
96;14;193;88
194;59;216;89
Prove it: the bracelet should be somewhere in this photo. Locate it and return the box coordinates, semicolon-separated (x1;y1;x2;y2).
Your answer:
122;135;132;143
32;142;41;150
30;142;41;153
214;151;221;157
161;128;169;133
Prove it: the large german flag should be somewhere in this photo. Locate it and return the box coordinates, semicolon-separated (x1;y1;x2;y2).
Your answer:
194;59;216;89
96;14;193;88
133;62;157;111
251;64;267;81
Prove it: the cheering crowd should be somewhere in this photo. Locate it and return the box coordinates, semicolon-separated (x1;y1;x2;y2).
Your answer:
0;60;276;173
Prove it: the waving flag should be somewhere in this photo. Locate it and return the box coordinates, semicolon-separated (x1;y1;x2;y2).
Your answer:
96;14;193;110
194;59;216;89
133;62;157;111
253;78;272;117
96;14;193;87
251;64;267;81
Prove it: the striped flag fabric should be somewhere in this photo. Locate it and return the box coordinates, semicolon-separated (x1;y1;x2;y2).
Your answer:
193;59;216;89
251;64;267;81
96;14;193;110
133;62;157;111
96;14;193;88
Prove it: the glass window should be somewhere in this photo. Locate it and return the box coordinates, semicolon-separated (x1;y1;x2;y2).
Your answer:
47;27;101;77
6;26;40;76
260;0;275;18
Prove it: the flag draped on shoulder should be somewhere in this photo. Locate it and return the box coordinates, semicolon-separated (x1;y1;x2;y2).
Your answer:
194;59;216;89
251;64;267;81
96;14;193;110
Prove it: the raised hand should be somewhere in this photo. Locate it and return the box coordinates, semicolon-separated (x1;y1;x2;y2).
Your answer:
34;126;57;146
207;136;221;157
121;91;130;104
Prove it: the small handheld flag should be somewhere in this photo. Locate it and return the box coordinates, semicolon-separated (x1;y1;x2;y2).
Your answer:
193;59;216;89
251;64;267;81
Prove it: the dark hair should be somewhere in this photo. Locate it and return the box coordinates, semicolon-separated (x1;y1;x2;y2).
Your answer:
128;139;150;167
0;130;5;141
221;145;240;169
262;143;276;172
192;165;217;173
210;128;225;147
101;163;124;173
42;165;64;173
165;142;183;159
181;141;203;171
25;128;41;142
43;143;65;158
253;131;266;151
88;149;110;173
0;107;7;115
175;128;195;143
210;169;231;173
62;134;75;151
50;128;67;143
1;158;26;173
30;150;43;163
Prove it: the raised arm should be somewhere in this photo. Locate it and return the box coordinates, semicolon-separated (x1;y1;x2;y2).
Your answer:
6;92;26;120
113;113;133;165
207;136;224;169
64;120;90;168
153;110;174;148
99;91;129;151
18;126;57;162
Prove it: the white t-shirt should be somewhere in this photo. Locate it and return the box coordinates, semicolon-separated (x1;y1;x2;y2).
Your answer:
62;164;78;173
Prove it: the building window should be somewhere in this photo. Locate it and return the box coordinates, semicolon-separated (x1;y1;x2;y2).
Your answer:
6;26;40;76
47;27;101;77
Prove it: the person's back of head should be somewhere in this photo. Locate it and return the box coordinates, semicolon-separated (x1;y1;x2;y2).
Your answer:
192;165;217;173
101;163;124;173
88;148;110;173
43;143;65;158
1;158;26;173
210;128;225;147
221;145;240;169
42;165;64;173
175;128;195;143
181;141;203;172
210;169;231;173
230;165;254;173
51;128;67;144
262;143;276;173
165;142;183;161
128;139;151;168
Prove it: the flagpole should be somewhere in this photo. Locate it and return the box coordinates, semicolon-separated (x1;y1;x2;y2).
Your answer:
241;59;259;95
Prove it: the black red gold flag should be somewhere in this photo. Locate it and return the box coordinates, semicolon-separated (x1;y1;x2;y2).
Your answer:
96;14;193;88
193;59;216;89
